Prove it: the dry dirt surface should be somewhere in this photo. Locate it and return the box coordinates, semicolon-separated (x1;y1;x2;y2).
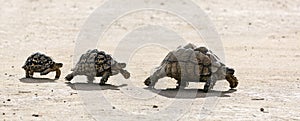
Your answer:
1;0;300;121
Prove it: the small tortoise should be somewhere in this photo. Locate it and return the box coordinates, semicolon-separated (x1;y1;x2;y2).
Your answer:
144;43;238;92
65;49;130;85
22;52;63;79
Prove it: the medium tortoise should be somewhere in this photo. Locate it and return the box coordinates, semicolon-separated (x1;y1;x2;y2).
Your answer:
22;52;63;79
144;43;238;92
65;49;130;85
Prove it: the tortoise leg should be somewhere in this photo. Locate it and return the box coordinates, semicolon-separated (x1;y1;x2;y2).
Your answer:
25;70;31;78
87;76;95;83
100;71;110;85
29;70;34;78
144;77;158;87
55;69;61;79
144;65;167;88
176;80;188;89
65;72;75;81
203;77;215;93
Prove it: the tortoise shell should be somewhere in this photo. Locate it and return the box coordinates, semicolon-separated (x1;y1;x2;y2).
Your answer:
22;52;55;72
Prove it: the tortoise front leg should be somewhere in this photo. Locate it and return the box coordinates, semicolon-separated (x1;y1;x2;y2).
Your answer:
55;69;61;79
87;76;95;83
65;72;75;81
203;77;216;93
144;76;158;87
144;73;164;88
144;67;166;88
100;71;110;85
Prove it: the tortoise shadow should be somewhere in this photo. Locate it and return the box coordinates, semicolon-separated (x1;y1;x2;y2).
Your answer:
19;77;56;83
146;88;237;99
65;82;127;91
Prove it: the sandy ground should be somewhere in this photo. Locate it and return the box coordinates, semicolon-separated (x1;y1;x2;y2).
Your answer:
1;0;300;121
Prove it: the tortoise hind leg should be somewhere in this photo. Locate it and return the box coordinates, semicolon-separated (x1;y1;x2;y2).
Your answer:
25;70;33;78
87;76;95;83
25;70;30;78
176;80;188;89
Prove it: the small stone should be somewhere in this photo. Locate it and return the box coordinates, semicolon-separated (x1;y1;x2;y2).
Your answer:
153;105;158;108
4;73;7;75
63;101;66;103
7;99;11;101
112;106;116;109
11;66;14;68
251;98;264;100
3;101;5;103
249;22;252;25
260;108;264;112
32;114;39;117
51;90;53;92
18;91;31;93
2;113;5;115
70;92;77;95
13;113;16;115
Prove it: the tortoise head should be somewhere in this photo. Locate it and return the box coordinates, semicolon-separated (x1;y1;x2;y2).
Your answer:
111;62;130;79
111;62;126;70
225;67;238;89
54;63;63;68
144;77;151;86
213;66;238;89
120;69;130;79
117;63;126;68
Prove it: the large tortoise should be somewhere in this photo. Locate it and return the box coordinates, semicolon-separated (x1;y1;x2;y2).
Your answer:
65;49;130;85
144;43;238;92
22;52;63;79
